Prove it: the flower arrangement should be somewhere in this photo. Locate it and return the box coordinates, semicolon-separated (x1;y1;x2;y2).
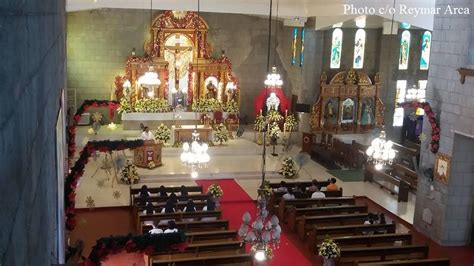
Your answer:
223;99;239;113
250;244;274;260
147;161;156;169
254;114;266;132
154;123;171;143
214;123;229;145
284;114;298;132
267;110;284;122
269;122;281;139
134;98;171;113
117;97;132;114
279;157;297;178
258;180;273;198
192;98;222;113
207;184;224;198
318;238;341;259
120;160;140;184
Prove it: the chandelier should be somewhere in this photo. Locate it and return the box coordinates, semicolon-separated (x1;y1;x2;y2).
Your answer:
264;66;283;87
238;195;281;262
180;130;210;178
366;129;396;170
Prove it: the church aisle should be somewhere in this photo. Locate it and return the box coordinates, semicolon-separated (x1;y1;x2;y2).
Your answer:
195;179;314;266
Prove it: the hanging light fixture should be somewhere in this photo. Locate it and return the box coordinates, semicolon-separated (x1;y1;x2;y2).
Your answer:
264;66;283;87
180;0;210;179
264;0;283;89
366;129;396;170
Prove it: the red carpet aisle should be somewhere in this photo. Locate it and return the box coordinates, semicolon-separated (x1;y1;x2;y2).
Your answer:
196;179;313;266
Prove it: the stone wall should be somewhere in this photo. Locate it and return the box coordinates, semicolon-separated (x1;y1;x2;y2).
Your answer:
67;10;318;121
0;0;66;265
414;0;473;246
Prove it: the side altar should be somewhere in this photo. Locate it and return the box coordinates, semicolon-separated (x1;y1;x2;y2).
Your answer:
114;10;241;131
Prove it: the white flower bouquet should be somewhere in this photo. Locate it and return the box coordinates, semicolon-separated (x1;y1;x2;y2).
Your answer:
318;238;341;259
207;184;224;198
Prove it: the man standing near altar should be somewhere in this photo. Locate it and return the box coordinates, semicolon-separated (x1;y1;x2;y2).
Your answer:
141;126;155;141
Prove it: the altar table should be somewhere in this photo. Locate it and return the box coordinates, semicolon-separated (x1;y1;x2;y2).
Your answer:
122;112;200;130
172;125;212;145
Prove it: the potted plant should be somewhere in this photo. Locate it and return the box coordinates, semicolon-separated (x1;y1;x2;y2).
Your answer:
214;123;229;145
318;238;341;266
207;184;224;208
120;160;140;184
254;114;266;145
154;123;171;144
279;157;297;178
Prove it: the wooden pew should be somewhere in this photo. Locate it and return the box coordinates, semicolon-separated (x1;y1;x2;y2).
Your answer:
270;188;343;214
365;164;410;202
392;142;419;171
268;181;330;191
297;213;369;240
135;201;207;212
137;210;222;233
391;163;418;191
306;223;397;249
130;185;203;204
185;230;238;244
358;258;450;266
133;193;211;204
277;197;356;221
287;205;368;231
319;233;412;252
151;253;254;266
148;241;245;263
141;219;229;234
338;244;429;264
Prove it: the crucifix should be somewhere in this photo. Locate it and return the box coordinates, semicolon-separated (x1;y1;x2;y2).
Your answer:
164;34;193;91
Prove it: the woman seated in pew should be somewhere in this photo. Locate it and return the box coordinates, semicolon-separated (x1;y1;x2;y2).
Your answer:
159;199;176;225
158;185;168;198
142;202;156;226
310;187;326;199
293;183;303;193
182;199;197;222
306;179;320;193
362;213;378;235
374;213;387;234
276;181;288;192
169;192;179;204
179;185;188;197
282;188;296;200
201;199;217;221
148;220;164;234
164;220;179;234
325;178;339;191
138;185;151;206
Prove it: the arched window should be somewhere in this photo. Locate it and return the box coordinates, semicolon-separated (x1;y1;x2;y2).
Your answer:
353;29;366;69
420;31;431;70
330;28;343;69
399;30;411;70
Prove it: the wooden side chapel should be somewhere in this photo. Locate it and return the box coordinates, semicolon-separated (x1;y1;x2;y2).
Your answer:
119;11;240;108
310;69;385;133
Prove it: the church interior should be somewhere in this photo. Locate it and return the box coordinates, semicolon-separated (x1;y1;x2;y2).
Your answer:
2;0;474;265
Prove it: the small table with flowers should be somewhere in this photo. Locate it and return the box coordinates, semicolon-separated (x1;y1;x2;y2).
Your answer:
133;140;162;168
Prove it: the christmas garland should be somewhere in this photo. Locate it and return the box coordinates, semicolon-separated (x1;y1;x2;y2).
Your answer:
84;232;187;266
400;101;440;153
68;100;120;162
65;139;144;231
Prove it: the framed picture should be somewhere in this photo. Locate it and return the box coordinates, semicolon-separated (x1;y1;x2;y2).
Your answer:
434;153;450;184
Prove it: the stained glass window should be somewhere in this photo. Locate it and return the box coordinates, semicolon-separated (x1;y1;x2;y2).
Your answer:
416;80;427;115
420;31;431;70
399;30;411;70
353;29;366;69
299;28;305;67
291;28;298;65
393;108;404;127
330;28;343;69
395;80;407;104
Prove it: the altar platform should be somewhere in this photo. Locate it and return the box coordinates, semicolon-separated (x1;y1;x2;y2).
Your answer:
122;112;200;129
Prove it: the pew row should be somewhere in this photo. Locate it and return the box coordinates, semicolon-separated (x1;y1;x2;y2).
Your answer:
141;219;229;234
137;210;222;233
151;253;254;266
277;197;356;221
358;258;450;265
297;213;369;240
314;233;412;253
339;244;429;265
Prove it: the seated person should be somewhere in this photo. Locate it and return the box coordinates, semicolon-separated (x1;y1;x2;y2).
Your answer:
179;185;189;200
293;183;303;193
159;199;176;226
148;220;163;234
311;187;326;199
325;178;339;191
276;181;288;192
142;202;156;226
168;192;178;204
306;179;320;193
375;213;387;234
183;199;196;222
201;199;217;221
164;220;179;234
282;188;296;200
138;185;151;206
362;213;377;235
158;185;168;198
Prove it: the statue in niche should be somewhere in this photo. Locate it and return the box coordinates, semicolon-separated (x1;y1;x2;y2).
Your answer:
361;100;374;125
266;92;280;112
341;98;355;122
172;88;187;107
324;100;336;119
206;80;217;99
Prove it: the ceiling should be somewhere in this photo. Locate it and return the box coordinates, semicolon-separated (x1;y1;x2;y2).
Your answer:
66;0;435;30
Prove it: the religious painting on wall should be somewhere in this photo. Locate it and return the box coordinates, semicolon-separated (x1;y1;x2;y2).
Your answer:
420;31;431;70
360;98;374;125
330;28;343;69
341;98;355;123
399;30;411;70
434;153;451;184
353;29;366;69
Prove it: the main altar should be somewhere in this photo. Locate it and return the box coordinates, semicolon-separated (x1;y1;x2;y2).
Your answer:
116;11;241;130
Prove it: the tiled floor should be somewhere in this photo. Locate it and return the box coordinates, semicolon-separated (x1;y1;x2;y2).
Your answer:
74;125;416;224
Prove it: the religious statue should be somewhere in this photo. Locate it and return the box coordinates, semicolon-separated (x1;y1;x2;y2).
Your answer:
225;87;236;103
324;100;335;118
172;89;187;107
266;92;280;112
361;102;373;125
206;80;217;99
341;98;354;122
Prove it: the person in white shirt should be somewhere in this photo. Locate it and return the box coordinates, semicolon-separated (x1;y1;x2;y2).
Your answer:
164;220;179;234
148;220;163;234
141;126;155;140
282;188;296;200
276;181;288;193
311;187;326;199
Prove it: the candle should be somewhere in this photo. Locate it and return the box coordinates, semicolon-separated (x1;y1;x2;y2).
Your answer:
285;109;288;117
260;109;262;115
